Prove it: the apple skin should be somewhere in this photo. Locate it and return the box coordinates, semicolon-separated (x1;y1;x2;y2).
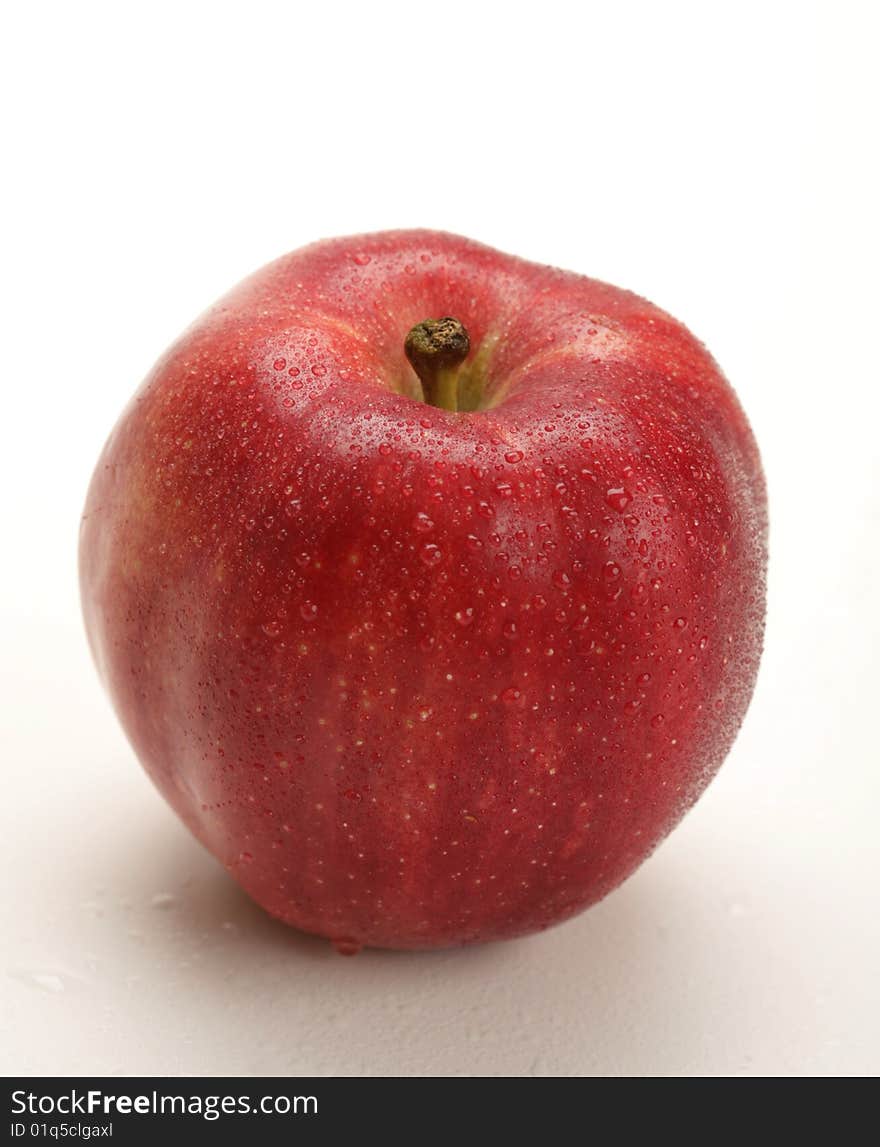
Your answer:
80;230;766;951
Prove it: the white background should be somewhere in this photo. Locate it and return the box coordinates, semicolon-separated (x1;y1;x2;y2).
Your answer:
2;1;878;1076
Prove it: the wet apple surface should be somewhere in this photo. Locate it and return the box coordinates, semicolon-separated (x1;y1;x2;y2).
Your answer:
80;231;767;950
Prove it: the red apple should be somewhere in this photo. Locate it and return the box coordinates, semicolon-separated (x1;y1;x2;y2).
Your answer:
80;230;767;951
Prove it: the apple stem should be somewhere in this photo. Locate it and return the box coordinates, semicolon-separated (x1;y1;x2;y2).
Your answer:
404;317;470;412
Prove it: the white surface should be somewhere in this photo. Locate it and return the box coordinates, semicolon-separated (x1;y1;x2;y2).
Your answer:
2;1;878;1076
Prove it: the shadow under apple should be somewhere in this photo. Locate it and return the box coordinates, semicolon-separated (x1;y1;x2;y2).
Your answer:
84;799;736;1075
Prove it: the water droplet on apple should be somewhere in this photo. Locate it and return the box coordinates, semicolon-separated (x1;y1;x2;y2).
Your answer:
504;450;524;464
650;714;665;729
501;686;523;705
352;253;371;266
333;938;363;956
413;512;434;533
419;543;442;566
273;358;286;371
262;620;282;637
603;561;621;579
454;607;475;626
605;487;632;512
300;601;318;622
310;363;327;378
503;620;518;639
